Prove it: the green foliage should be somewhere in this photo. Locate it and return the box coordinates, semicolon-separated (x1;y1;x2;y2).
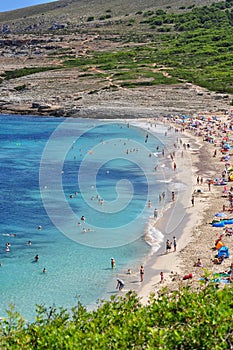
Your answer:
14;84;27;91
3;66;59;80
6;0;232;94
156;9;166;16
1;286;233;349
63;48;180;88
99;14;112;20
143;10;154;17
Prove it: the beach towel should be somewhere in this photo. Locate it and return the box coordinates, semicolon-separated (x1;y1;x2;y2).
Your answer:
183;273;193;280
212;221;225;227
199;277;231;284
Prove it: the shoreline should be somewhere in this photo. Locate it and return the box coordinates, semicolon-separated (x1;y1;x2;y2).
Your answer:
136;114;233;301
112;118;199;297
130;119;199;298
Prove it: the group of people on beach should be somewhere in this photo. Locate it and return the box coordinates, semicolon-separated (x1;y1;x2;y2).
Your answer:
166;237;176;253
169;112;233;285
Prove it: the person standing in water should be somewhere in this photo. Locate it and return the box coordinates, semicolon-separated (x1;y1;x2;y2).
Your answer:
111;258;115;269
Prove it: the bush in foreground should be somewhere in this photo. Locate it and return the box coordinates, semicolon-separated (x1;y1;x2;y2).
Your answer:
0;284;233;349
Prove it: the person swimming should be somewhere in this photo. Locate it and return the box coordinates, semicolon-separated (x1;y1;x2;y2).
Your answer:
3;233;16;237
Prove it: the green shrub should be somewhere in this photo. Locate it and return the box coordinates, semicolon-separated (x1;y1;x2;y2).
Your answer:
14;84;27;91
1;285;233;349
4;67;59;80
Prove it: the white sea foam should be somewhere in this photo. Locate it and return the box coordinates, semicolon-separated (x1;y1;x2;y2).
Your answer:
168;182;187;192
156;178;172;183
144;217;164;255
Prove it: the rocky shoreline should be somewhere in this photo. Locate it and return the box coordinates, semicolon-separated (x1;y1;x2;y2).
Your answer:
0;82;231;118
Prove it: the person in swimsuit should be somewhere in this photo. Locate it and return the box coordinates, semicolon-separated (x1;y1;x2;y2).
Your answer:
140;265;144;282
111;258;115;269
116;279;124;291
160;272;164;283
173;237;177;252
166;240;172;253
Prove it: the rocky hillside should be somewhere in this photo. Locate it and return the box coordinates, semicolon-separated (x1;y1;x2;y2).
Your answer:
0;0;223;34
0;0;231;118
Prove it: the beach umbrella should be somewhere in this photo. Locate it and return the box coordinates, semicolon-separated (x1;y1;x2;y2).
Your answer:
215;212;227;218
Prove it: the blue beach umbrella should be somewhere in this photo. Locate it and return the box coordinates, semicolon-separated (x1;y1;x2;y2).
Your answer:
215;212;227;218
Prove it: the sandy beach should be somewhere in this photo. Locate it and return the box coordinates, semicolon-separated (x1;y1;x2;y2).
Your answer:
117;113;233;301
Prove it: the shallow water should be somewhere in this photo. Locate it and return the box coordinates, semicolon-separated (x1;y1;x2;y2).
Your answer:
0;115;175;321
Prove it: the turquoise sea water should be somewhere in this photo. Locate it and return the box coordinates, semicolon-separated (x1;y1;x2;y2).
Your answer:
0;115;175;321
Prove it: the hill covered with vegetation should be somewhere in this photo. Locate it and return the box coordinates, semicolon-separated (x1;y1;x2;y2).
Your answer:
0;0;232;100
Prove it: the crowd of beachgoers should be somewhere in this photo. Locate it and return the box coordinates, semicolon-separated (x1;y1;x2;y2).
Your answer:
124;111;233;301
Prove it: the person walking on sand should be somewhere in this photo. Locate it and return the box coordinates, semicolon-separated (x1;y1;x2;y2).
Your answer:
191;195;195;207
171;191;175;201
208;180;211;191
160;272;164;283
140;265;144;282
173;162;177;171
154;208;158;219
166;239;172;253
173;236;177;252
